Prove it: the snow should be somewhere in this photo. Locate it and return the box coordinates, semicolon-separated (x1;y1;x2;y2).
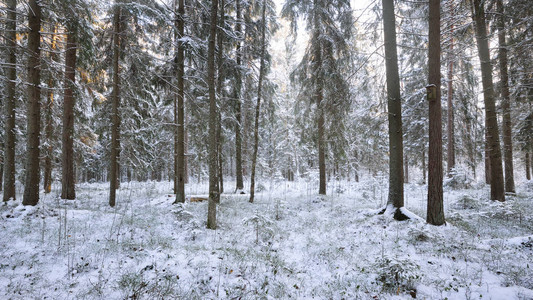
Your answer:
1;178;532;299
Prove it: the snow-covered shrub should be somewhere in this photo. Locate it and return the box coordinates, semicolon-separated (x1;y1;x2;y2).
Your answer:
242;214;274;244
453;195;481;210
375;256;420;293
444;170;474;190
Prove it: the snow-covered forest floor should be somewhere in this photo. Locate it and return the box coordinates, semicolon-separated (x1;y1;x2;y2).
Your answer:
1;177;533;299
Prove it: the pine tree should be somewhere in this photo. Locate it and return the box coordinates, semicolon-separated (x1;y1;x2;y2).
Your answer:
427;0;445;225
472;0;505;202
22;0;43;206
207;0;219;229
3;0;17;201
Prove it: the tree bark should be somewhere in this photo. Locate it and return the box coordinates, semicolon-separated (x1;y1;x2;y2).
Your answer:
427;0;445;226
234;0;244;192
313;0;326;196
43;80;54;194
473;0;505;201
3;0;17;201
207;0;219;229
382;0;405;213
216;0;225;199
249;0;267;204
173;0;186;203
446;0;455;177
496;0;515;193
61;23;78;200
109;3;122;207
22;0;42;206
525;151;531;181
422;147;426;184
404;155;409;184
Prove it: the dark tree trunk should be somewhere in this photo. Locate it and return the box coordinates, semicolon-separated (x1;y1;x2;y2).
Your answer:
473;0;505;201
496;0;515;193
61;23;78;200
484;124;491;184
234;0;244;192
249;0;267;204
422;147;426;184
382;0;405;213
43;81;53;194
446;0;455;177
173;0;186;203
216;0;225;199
3;0;17;201
207;0;219;229
22;0;42;206
427;0;445;226
313;0;326;196
109;4;122;207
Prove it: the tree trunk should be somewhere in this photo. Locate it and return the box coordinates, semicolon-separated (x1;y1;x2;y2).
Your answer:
22;0;42;206
525;151;531;180
422;147;426;185
43;80;53;194
446;0;455;177
473;0;505;201
61;23;78;200
249;0;266;204
496;0;515;193
234;0;244;192
404;155;409;184
3;0;17;201
207;0;219;229
484;123;491;184
173;0;186;204
427;0;445;226
216;0;225;199
382;0;405;216
109;3;122;207
312;0;326;196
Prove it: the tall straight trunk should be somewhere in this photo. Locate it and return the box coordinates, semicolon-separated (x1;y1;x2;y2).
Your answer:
484;124;491;184
216;0;225;198
234;0;244;191
446;0;455;177
173;0;186;203
109;4;122;207
3;0;17;201
422;147;426;184
427;0;445;226
525;151;531;180
22;0;42;206
207;0;219;229
404;155;409;184
61;23;78;200
313;0;326;196
249;0;266;204
43;80;54;194
473;0;505;201
382;0;405;215
496;0;515;193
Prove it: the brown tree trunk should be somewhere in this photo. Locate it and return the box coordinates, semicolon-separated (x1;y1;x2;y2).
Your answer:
61;23;78;200
207;0;219;229
234;0;244;192
382;0;405;216
422;147;426;185
484;123;491;184
427;0;445;226
109;3;122;207
473;0;505;201
216;0;225;199
249;0;267;204
22;0;42;206
313;0;326;196
496;0;515;193
3;0;17;201
446;0;455;177
43;81;54;194
173;0;186;204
